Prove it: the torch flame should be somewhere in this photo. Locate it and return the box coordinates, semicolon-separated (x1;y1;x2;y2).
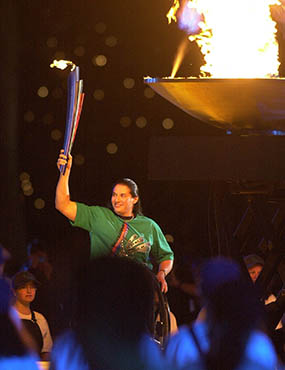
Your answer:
168;0;282;78
50;59;76;71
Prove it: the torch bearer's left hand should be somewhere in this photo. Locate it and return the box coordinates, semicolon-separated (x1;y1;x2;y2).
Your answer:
156;270;168;293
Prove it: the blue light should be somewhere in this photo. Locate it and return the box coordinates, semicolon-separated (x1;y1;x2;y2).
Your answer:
269;130;285;136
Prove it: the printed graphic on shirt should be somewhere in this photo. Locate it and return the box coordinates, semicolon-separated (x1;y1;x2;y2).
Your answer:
118;234;151;257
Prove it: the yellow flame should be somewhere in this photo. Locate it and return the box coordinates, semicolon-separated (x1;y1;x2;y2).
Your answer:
171;38;189;77
50;59;76;71
167;0;180;23
168;0;281;78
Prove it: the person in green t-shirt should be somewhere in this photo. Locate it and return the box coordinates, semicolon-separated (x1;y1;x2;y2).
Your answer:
55;150;174;292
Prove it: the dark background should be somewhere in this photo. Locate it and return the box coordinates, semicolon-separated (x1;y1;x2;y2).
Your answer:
1;1;285;335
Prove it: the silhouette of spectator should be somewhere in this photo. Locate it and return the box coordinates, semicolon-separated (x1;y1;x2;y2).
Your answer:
51;256;168;370
0;243;11;277
167;258;200;327
244;253;285;362
0;277;39;369
165;256;279;370
21;239;53;282
244;254;283;326
12;271;53;361
20;239;55;330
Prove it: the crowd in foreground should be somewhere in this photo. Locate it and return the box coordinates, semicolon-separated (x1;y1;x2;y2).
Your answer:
0;242;284;370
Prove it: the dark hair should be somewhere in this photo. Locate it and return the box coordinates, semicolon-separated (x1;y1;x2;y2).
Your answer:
75;256;156;369
27;238;48;256
12;271;40;290
199;257;264;370
111;178;143;216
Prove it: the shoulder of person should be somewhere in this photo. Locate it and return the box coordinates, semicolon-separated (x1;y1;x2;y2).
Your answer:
136;214;160;226
245;329;277;369
34;311;48;323
77;203;114;215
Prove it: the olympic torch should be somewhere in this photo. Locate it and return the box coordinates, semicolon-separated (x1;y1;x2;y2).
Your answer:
50;59;85;174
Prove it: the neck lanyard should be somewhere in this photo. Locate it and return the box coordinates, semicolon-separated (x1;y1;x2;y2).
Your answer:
112;222;129;256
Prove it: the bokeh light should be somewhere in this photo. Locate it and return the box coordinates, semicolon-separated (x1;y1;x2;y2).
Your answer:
162;118;174;130
21;179;34;196
37;86;49;98
123;78;135;89
106;143;118;154
135;116;147;128
93;89;105;101
19;172;30;181
92;55;107;67
51;129;62;141
34;198;45;210
23;187;34;196
105;36;117;47
120;116;132;128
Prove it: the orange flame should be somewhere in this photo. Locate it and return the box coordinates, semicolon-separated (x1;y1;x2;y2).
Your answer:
168;0;282;78
171;38;189;77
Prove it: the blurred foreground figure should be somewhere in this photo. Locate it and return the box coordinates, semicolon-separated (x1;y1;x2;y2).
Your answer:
51;256;169;370
0;277;39;370
165;257;280;370
0;242;11;276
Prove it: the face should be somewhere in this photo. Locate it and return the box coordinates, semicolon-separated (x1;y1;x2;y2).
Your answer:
111;184;138;217
15;282;37;305
248;264;263;283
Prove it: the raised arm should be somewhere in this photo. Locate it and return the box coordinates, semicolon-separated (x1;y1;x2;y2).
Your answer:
55;150;77;221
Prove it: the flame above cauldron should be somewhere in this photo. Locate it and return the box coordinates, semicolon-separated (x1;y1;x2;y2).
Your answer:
167;0;282;78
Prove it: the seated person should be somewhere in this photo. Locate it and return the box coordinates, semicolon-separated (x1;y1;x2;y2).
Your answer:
12;271;53;361
244;253;285;362
244;254;284;329
0;277;39;369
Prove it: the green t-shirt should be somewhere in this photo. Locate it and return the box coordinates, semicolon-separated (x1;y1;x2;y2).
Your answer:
71;203;174;270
